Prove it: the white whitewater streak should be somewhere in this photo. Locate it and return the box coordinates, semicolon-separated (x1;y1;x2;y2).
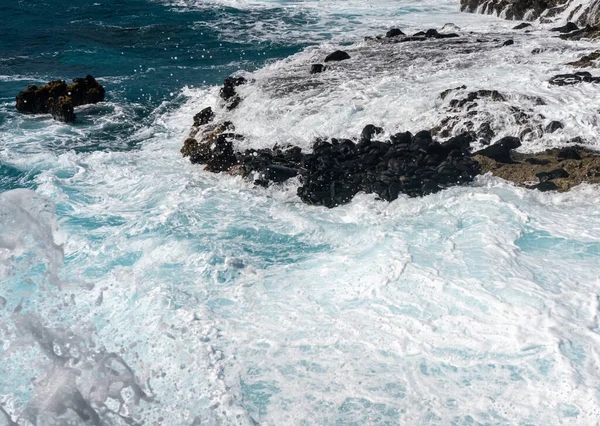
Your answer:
198;30;600;153
2;85;600;423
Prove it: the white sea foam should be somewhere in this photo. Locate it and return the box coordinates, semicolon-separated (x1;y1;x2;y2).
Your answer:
2;1;600;424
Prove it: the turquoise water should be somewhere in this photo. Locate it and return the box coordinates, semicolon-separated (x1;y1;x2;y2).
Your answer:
2;1;600;425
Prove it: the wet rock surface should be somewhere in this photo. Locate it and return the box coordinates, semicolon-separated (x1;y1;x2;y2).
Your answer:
475;145;600;191
220;76;247;110
182;27;600;206
461;0;600;26
15;75;105;122
324;50;351;62
184;116;482;208
549;71;600;85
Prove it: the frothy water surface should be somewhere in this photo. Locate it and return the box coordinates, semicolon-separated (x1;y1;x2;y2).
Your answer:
2;0;600;425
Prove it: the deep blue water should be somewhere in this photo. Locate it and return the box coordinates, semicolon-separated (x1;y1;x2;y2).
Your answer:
0;0;315;193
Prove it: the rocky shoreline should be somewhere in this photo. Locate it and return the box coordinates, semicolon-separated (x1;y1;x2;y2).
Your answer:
180;18;600;208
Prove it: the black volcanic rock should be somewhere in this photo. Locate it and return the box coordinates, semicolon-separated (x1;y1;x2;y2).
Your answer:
386;28;405;38
532;181;558;191
361;124;384;142
549;71;600;85
310;64;326;74
324;50;351;62
551;22;579;33
220;76;247;110
193;107;215;127
513;23;532;29
474;136;521;163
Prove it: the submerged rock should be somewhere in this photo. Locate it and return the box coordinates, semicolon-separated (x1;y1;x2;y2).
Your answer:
15;75;105;122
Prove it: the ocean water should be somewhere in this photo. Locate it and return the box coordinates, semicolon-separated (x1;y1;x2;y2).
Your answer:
2;0;600;425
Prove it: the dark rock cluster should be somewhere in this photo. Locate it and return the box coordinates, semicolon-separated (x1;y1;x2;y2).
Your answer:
220;76;247;110
15;75;105;122
549;71;600;85
183;106;482;207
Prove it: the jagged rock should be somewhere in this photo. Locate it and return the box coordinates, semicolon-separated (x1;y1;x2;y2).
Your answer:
181;138;199;157
324;51;351;62
567;50;600;67
559;25;600;40
449;90;506;108
193;107;215;127
49;97;76;123
513;23;532;29
549;71;600;85
386;28;405;38
551;22;579;33
15;75;105;122
220;76;246;110
189;134;237;172
476;146;600;191
474;136;521;163
310;64;326;74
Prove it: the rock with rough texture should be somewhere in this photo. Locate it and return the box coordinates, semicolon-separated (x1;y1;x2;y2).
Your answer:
545;121;564;133
460;0;600;27
193;107;215;127
551;22;579;32
324;50;351;62
567;50;600;67
475;145;600;191
220;76;247;110
49;97;76;123
549;71;600;85
15;75;105;122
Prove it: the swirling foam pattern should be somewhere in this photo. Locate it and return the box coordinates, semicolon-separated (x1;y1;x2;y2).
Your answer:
1;0;600;425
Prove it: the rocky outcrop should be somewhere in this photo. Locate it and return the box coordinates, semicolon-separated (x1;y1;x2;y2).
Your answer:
460;0;600;26
15;75;105;122
183;117;482;207
476;145;600;191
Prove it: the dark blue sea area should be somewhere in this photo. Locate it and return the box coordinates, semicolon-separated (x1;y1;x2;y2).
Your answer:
0;0;311;192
